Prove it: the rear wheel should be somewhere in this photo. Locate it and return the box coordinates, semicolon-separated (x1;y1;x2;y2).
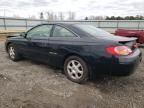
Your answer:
64;56;89;84
8;44;21;61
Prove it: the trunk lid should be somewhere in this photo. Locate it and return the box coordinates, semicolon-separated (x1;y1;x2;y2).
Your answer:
96;35;138;50
97;35;137;42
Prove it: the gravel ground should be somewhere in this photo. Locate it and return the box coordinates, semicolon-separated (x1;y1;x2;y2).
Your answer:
0;38;144;108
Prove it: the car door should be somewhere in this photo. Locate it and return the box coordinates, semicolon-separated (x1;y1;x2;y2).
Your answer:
48;25;78;67
23;24;53;63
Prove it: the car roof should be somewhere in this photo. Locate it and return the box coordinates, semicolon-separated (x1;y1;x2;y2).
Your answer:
40;22;79;27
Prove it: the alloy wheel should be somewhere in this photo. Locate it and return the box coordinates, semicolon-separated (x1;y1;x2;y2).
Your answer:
67;60;84;80
9;46;15;59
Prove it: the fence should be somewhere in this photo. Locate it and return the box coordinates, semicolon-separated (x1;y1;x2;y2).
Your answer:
0;17;144;33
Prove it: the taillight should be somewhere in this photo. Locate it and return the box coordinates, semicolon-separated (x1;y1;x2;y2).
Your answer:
106;46;132;56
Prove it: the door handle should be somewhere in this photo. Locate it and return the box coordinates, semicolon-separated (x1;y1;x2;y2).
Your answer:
27;37;31;41
49;52;57;55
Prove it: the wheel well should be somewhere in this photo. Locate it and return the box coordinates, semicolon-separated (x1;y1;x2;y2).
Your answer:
6;42;12;52
63;53;84;66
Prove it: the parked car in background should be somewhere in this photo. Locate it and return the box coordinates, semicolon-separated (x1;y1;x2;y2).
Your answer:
115;29;144;44
5;23;142;83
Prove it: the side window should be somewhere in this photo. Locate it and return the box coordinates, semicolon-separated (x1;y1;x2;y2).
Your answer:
27;25;53;38
52;26;75;37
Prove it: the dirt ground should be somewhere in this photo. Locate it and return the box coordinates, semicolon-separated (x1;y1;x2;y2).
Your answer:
0;35;6;42
0;37;144;108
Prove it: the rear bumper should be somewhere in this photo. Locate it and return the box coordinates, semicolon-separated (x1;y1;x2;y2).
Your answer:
91;48;142;76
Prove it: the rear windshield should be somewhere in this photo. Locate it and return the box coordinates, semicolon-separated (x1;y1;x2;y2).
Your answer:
74;24;114;37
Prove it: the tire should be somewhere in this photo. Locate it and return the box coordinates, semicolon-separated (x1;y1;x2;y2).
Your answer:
8;44;21;61
64;56;89;84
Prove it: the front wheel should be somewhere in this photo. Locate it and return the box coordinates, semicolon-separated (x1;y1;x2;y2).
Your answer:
64;56;89;84
8;44;21;61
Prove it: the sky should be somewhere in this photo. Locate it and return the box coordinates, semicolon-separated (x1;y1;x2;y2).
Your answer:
0;0;144;19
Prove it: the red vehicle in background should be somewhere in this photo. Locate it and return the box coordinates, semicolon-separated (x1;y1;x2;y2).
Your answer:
115;29;144;44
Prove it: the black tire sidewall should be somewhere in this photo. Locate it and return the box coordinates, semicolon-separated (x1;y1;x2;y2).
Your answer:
64;56;89;84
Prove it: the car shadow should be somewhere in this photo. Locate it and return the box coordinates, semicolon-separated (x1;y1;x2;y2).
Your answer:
30;56;144;95
7;56;142;95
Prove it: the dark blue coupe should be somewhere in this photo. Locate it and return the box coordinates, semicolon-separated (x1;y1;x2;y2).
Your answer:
5;23;142;83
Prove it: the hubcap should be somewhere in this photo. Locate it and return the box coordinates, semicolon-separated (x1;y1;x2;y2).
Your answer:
9;46;15;59
67;60;84;80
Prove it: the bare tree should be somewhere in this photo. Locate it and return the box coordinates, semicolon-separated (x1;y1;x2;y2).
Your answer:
89;15;96;20
58;12;64;20
47;12;54;20
47;12;59;21
68;11;76;20
84;17;88;20
13;14;21;18
40;12;44;19
29;15;36;19
54;14;58;20
88;16;105;20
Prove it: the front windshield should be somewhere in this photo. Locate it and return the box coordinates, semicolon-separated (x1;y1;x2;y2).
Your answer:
75;24;114;37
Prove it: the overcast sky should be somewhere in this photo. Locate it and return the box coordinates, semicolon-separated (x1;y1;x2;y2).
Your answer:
0;0;144;19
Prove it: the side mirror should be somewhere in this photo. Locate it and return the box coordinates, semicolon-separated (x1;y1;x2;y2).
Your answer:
20;32;26;38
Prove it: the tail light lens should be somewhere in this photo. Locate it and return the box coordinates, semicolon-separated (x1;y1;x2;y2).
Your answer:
106;46;132;56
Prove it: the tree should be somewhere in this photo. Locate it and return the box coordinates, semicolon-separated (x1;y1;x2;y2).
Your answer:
68;11;76;20
129;16;135;20
47;12;54;21
88;16;96;20
110;16;115;20
58;12;64;20
13;14;21;18
54;14;57;20
106;16;110;20
40;12;44;19
136;15;144;20
139;16;144;20
84;17;88;20
29;15;36;19
46;12;59;21
105;15;144;20
116;16;123;20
